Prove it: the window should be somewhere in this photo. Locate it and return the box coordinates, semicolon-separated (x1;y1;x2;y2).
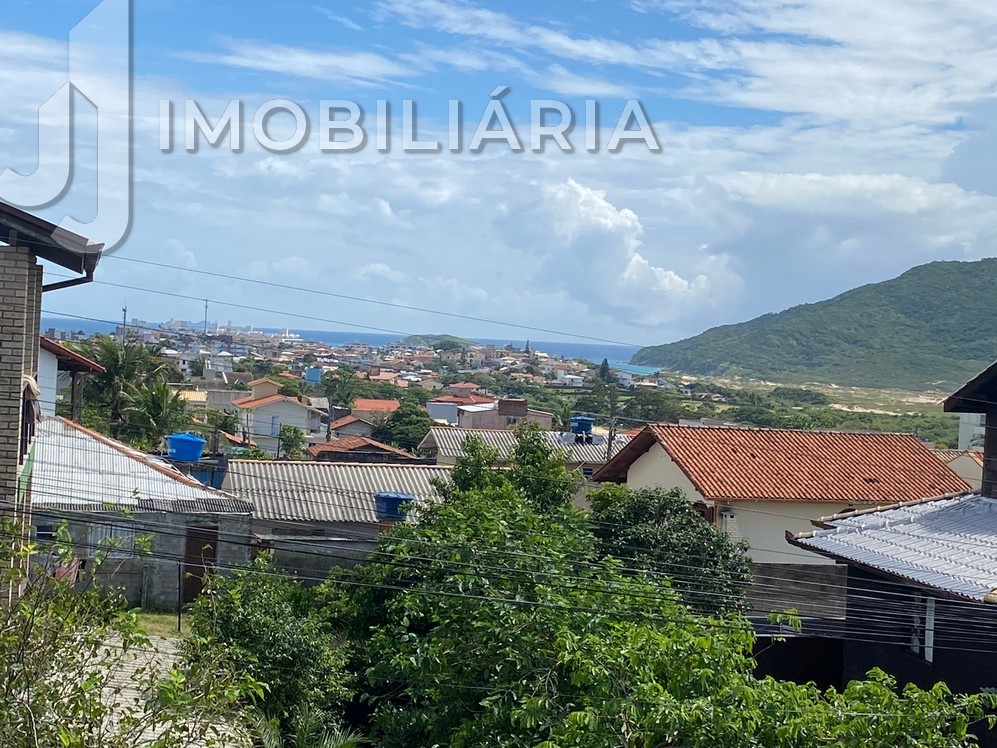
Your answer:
88;523;137;559
909;592;935;663
34;524;55;543
270;416;281;437
582;467;595;479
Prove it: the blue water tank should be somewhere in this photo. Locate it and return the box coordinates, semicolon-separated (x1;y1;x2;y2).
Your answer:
166;432;207;462
570;416;595;435
375;491;414;521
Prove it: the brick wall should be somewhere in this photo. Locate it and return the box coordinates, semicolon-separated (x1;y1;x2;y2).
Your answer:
0;246;34;508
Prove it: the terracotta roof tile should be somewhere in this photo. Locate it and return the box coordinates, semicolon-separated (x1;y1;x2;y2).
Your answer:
595;424;969;503
307;437;414;459
352;398;402;413
328;414;373;429
232;394;318;410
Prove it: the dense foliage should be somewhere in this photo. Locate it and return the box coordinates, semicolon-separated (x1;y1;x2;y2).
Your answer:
0;522;257;747
371;401;434;451
186;555;353;732
589;484;752;615
632;258;997;389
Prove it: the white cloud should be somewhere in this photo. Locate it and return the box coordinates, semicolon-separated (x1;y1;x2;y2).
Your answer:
314;6;364;31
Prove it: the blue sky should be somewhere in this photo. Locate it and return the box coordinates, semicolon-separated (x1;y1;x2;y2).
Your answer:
4;0;997;347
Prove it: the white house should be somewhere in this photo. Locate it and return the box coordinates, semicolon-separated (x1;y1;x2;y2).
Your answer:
593;424;969;564
232;378;325;454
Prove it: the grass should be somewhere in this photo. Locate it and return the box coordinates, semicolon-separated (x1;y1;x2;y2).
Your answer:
135;611;190;639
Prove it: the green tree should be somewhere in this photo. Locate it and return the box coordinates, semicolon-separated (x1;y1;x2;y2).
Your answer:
620;387;689;423
574;380;609;417
187;555;353;733
189;358;205;378
322;466;996;747
249;708;367;748
589;484;752;615
279;379;304;398
598;358;612;382
204;408;240;435
371;402;433;452
278;424;306;459
0;521;259;747
124;378;191;447
72;335;174;437
321;370;362;408
508;422;579;514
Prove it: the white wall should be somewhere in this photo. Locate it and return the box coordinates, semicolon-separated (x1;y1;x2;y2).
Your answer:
959;413;985;450
38;347;59;416
626;443;703;499
240;400;322;454
427;401;458;425
727;501;852;564
624;442;848;564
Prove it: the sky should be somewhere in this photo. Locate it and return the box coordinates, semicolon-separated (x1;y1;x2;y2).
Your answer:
4;0;997;348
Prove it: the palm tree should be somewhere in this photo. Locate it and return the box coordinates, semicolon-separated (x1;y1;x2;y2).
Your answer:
72;335;174;435
124;379;190;447
249;709;367;748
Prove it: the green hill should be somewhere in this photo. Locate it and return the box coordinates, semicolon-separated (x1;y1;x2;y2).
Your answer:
631;259;997;390
399;334;477;348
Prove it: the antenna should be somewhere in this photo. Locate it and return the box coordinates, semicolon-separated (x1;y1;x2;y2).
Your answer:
203;299;208;335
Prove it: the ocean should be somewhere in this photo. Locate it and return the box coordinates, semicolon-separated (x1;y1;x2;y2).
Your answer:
41;317;652;368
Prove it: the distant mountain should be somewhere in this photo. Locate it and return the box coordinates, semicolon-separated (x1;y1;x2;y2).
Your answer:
399;334;477;348
631;259;997;390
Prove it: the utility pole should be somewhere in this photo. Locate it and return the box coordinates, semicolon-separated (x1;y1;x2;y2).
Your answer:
120;305;127;341
606;383;619;461
203;299;209;336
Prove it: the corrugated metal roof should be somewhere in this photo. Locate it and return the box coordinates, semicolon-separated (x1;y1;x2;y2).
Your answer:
419;426;631;464
30;418;250;515
791;494;997;601
224;461;452;523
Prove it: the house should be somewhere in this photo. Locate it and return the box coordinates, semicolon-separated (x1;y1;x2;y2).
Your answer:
308;436;429;464
788;494;997;746
419;425;630;488
445;382;486;396
326;414;375;438
231;378;325;454
351;398;401;421
426;395;495;425
29;417;252;609
781;360;997;746
593;424;969;565
457;399;554;430
932;449;983;491
222;460;452;576
0;203;103;555
37;337;104;421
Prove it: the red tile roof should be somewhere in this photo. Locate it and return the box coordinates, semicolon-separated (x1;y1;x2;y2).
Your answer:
593;424;970;503
328;414;373;429
307;436;414;459
248;378;281;387
448;382;481;389
39;337;105;373
232;394;319;410
352;398;401;413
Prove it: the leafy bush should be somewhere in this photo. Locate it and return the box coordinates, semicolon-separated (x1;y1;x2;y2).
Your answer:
186;555;353;731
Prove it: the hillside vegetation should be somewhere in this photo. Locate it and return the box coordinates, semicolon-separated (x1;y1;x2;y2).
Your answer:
632;259;997;389
399;333;477;348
